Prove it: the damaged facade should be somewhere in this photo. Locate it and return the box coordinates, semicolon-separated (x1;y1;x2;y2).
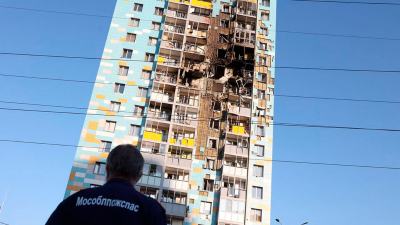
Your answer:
65;0;276;224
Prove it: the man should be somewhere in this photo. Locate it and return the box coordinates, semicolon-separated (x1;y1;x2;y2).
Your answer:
46;144;167;225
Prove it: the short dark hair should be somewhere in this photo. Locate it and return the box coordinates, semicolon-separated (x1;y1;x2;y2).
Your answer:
106;144;144;181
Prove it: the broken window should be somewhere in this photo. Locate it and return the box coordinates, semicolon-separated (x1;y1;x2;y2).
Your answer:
220;19;229;28
260;57;267;66
260;27;268;36
256;107;266;117
222;5;230;13
209;119;220;130
218;49;227;58
259;42;267;50
261;12;270;21
219;34;229;43
208;138;218;149
258;90;266;99
212;100;222;111
257;73;267;82
203;179;214;192
206;158;216;170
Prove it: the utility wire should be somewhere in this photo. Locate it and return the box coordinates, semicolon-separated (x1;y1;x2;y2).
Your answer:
1;106;400;132
1;52;400;73
0;222;10;225
1;139;400;170
293;0;400;6
1;5;400;41
274;94;400;104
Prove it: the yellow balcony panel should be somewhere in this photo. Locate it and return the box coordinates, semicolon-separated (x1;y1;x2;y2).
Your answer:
232;126;238;133
150;132;157;140
188;139;195;147
144;131;151;139
239;126;245;134
156;133;163;142
170;138;176;144
182;139;188;146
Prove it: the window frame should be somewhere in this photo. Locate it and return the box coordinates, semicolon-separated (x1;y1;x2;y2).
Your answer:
151;21;161;31
137;87;149;98
147;37;158;46
252;186;263;199
109;101;121;112
251;208;262;222
154;7;164;16
94;162;106;175
257;73;267;82
99;140;112;153
133;105;145;116
145;53;155;62
200;201;212;214
126;33;137;43
253;165;264;177
133;3;143;12
261;12;270;21
256;125;265;136
254;145;265;156
129;18;140;27
141;70;151;80
117;65;129;76
104;121;117;133
130;124;141;136
203;178;215;192
114;83;125;94
122;49;133;59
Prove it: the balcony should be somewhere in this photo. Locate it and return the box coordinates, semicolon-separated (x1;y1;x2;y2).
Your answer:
157;55;181;68
184;43;206;55
154;72;177;85
143;123;169;143
229;86;252;98
147;102;173;122
191;0;212;9
138;164;163;187
151;90;174;103
223;157;248;177
141;141;168;155
162;168;190;191
172;113;198;127
164;24;186;35
236;7;257;17
225;139;249;156
160;40;183;51
176;88;200;107
169;131;195;148
169;0;190;4
141;150;166;165
228;102;251;117
166;9;187;19
221;187;246;200
234;21;256;32
234;30;256;47
166;146;192;169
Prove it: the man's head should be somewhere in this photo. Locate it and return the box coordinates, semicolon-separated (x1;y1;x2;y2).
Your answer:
106;144;144;185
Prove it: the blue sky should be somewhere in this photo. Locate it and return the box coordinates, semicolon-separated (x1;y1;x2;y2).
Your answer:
0;0;399;224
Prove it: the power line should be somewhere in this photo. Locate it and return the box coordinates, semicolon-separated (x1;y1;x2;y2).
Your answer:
0;139;399;170
0;222;10;225
292;0;400;6
274;94;400;104
1;106;400;132
1;52;400;73
2;5;400;41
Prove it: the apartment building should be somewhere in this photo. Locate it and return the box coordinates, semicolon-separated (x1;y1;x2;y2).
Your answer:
65;0;276;224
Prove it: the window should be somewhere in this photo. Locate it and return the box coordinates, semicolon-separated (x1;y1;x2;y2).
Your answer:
203;179;214;192
208;138;217;149
256;126;265;137
259;42;267;50
148;37;158;46
260;27;268;36
137;87;148;98
99;141;112;152
209;119;219;129
258;90;266;99
126;33;136;43
130;125;141;136
256;107;266;117
133;105;144;116
104;121;116;132
257;73;267;82
200;201;212;214
154;7;164;16
149;164;162;177
220;19;229;28
133;3;143;12
114;83;125;94
219;34;228;43
109;101;121;112
90;184;101;188
260;57;267;66
262;0;270;6
252;186;263;199
129;18;140;27
161;190;187;205
251;209;262;222
254;145;264;156
141;70;151;80
206;158;216;170
222;5;230;13
220;199;245;214
140;187;158;200
122;49;133;59
261;12;270;21
151;22;161;31
253;165;264;177
145;53;155;62
117;66;129;76
94;162;106;175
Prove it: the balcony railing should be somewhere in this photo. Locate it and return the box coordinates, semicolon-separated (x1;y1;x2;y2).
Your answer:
150;91;174;102
176;95;200;107
166;155;192;169
164;24;185;34
166;10;187;19
235;22;256;31
186;29;208;38
172;114;197;127
225;143;249;156
157;56;181;67
143;130;168;142
170;134;195;147
184;43;206;54
227;124;250;135
147;110;172;122
154;72;177;84
223;164;248;177
221;187;246;200
236;7;257;17
161;40;183;50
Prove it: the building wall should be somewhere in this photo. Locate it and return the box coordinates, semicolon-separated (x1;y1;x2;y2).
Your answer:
65;0;276;224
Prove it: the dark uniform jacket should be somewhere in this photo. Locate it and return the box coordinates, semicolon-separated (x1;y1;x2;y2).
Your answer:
46;178;167;225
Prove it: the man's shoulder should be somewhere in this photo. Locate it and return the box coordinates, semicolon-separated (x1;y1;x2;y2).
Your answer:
145;197;165;212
